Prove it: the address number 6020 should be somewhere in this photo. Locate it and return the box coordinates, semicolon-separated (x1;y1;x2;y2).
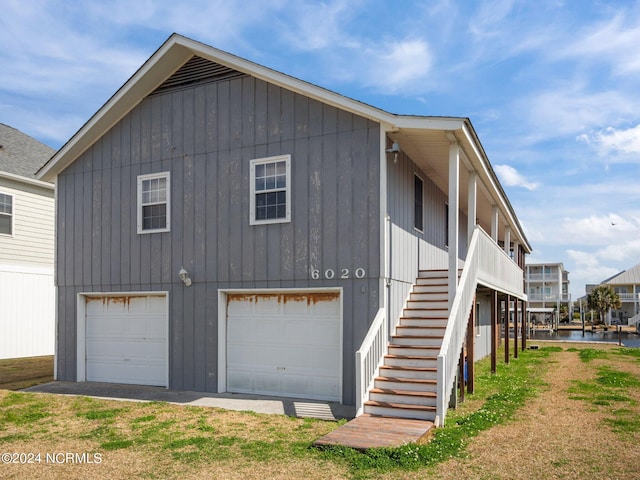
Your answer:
310;268;366;280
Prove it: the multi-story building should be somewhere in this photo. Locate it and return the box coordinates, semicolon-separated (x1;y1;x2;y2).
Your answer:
525;262;571;325
600;263;640;325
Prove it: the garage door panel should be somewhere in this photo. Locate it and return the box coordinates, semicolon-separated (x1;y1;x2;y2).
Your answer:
87;362;166;387
227;292;341;402
84;294;167;387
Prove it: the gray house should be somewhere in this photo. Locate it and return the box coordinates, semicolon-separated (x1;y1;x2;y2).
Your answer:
38;34;530;425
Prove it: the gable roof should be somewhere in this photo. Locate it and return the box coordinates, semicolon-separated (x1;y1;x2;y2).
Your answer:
0;124;55;186
602;263;640;285
35;33;531;253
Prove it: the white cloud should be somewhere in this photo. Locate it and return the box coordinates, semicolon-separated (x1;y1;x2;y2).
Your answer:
578;124;640;159
554;11;640;76
363;40;433;92
494;165;539;191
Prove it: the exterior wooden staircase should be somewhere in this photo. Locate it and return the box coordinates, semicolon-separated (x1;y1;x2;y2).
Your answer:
363;269;452;421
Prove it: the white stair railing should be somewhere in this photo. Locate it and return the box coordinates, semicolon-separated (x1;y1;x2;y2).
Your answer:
628;313;640;327
436;226;525;426
355;308;387;416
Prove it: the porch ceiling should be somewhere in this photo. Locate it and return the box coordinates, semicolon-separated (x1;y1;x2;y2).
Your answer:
387;125;529;252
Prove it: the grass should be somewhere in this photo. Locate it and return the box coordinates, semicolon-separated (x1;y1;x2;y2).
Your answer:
567;346;640;438
320;345;555;478
0;356;53;390
1;343;639;479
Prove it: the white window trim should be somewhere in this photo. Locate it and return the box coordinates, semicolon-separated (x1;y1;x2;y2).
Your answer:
137;172;171;234
0;191;14;237
249;154;291;225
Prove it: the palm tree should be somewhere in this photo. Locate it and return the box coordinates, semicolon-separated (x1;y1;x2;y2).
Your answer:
587;285;622;328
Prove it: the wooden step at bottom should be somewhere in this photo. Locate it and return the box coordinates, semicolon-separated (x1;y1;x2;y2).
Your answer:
364;400;436;421
369;388;437;407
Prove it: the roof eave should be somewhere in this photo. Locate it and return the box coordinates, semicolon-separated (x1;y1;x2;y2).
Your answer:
0;170;54;189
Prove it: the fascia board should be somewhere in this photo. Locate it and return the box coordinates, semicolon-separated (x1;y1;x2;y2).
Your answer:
0;170;55;190
177;36;399;126
459;123;532;253
37;36;193;182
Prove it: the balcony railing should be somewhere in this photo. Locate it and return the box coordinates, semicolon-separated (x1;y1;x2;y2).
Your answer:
527;294;571;303
618;293;640;302
526;273;558;282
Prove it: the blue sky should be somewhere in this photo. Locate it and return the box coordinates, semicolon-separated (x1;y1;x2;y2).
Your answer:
2;0;640;298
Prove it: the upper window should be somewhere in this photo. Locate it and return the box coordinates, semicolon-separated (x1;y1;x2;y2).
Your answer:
137;172;170;234
0;192;13;235
414;174;424;232
250;155;291;225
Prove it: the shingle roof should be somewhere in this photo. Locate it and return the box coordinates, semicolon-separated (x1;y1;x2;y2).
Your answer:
0;124;55;179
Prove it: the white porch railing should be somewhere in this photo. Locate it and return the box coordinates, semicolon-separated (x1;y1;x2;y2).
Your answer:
618;293;640;302
355;308;387;416
628;313;640;327
436;226;524;426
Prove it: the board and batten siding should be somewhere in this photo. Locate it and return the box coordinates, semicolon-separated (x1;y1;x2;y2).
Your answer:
55;74;381;404
0;178;54;267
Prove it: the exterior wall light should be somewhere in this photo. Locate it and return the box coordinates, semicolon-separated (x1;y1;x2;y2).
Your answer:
386;142;400;164
178;266;192;287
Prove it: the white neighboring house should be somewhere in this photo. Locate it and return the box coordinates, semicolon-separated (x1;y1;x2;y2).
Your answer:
0;124;55;359
525;262;571;325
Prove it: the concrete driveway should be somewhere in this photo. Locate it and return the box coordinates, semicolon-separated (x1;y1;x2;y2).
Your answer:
24;381;355;421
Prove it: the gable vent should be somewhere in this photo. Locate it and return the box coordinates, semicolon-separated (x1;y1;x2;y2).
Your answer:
151;56;247;95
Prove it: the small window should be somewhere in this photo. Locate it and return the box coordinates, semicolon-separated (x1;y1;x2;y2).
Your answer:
414;174;423;232
137;172;170;234
0;192;13;235
444;203;449;247
250;155;291;225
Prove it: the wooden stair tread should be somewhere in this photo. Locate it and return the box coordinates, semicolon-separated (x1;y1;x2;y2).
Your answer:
385;354;437;360
376;376;437;384
397;325;446;329
392;334;444;339
365;400;437;411
380;365;437;372
370;388;437;398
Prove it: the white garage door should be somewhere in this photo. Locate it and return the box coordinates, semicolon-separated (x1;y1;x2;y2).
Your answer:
85;294;168;387
226;292;341;402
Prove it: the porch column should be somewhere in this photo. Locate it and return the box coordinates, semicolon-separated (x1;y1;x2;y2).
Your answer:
468;171;477;247
513;240;520;263
521;300;527;350
491;290;497;374
514;297;519;359
491;205;499;242
505;294;510;364
504;226;511;256
466;298;475;393
459;347;465;404
448;138;460;307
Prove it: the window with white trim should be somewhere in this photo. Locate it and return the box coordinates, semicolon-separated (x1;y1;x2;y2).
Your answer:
137;172;170;234
0;192;13;235
250;155;291;225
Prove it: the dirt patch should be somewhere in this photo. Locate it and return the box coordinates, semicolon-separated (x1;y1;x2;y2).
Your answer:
0;356;53;390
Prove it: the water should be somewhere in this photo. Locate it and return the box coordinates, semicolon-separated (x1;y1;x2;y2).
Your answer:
530;329;640;348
